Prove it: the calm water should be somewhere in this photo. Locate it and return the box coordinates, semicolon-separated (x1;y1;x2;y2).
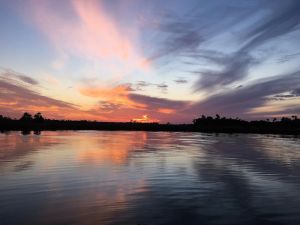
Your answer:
0;131;300;225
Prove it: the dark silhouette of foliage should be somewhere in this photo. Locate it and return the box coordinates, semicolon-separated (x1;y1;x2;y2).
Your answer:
34;112;44;122
0;112;299;134
19;112;33;122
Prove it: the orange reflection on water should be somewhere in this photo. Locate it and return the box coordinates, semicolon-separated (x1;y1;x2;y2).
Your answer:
0;132;60;161
77;131;148;165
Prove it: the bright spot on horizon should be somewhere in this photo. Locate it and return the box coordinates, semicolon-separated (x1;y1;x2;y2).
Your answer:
132;115;158;123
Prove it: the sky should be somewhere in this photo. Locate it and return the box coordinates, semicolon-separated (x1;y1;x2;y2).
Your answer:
0;0;300;123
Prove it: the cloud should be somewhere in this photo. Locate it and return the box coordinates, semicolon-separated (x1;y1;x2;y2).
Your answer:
187;70;300;118
145;0;258;62
193;53;256;91
277;52;300;64
241;0;300;52
156;83;168;93
129;93;189;112
150;28;203;61
80;83;186;115
192;0;300;92
0;76;78;118
174;78;188;84
134;81;168;93
97;101;122;113
143;1;300;93
79;84;146;110
292;89;300;96
80;84;134;99
270;88;300;101
1;69;39;85
0;72;113;121
28;0;148;71
135;81;152;91
131;114;159;123
190;0;300;92
80;90;191;122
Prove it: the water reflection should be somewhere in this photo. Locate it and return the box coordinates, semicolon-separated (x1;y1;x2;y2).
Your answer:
77;132;148;165
0;132;299;225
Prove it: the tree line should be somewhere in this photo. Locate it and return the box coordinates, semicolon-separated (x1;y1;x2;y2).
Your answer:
0;112;299;134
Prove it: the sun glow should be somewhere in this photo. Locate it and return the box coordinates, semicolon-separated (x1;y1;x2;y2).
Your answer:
131;114;158;123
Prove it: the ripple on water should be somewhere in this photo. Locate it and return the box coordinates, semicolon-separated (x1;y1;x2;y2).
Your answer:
0;131;300;225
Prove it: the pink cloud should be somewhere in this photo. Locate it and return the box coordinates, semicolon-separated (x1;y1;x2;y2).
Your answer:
29;0;148;71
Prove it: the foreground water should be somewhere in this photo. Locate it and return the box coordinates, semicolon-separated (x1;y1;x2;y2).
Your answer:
0;131;299;225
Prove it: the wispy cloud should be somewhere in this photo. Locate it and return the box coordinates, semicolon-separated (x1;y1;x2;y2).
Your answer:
28;0;148;72
134;81;168;93
0;76;77;119
192;0;300;91
193;53;256;92
145;0;300;93
240;0;300;52
79;84;144;110
0;70;109;120
129;93;190;113
174;78;188;84
1;68;39;85
187;70;300;118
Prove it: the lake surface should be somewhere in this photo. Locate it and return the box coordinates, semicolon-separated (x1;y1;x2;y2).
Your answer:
0;131;300;225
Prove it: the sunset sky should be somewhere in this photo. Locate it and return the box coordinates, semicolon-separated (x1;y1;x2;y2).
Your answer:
0;0;299;123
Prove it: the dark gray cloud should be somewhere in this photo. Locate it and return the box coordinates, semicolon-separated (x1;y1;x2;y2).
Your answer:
270;88;300;100
174;78;188;84
135;81;152;91
1;69;39;85
135;81;168;93
186;50;229;66
98;101;122;112
291;89;300;96
187;70;300;117
156;83;168;93
271;94;296;100
277;52;300;64
194;53;256;91
129;93;189;111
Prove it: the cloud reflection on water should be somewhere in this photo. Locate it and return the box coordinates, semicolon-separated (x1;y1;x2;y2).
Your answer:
0;132;299;225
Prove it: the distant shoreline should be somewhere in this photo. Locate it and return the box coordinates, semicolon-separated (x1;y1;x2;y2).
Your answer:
1;113;299;135
1;120;299;135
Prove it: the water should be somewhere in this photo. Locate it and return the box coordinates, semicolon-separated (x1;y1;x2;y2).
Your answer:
0;131;300;225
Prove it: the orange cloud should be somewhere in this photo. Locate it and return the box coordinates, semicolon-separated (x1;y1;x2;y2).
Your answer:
80;84;132;99
80;84;146;109
158;108;176;114
132;115;159;123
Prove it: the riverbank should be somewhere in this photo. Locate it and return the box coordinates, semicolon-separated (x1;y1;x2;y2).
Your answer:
1;120;299;135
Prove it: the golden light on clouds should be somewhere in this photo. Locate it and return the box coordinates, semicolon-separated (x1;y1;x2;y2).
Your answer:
132;114;159;123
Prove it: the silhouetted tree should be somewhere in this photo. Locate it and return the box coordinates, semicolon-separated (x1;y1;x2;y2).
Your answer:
34;112;44;122
20;112;33;122
0;112;299;134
